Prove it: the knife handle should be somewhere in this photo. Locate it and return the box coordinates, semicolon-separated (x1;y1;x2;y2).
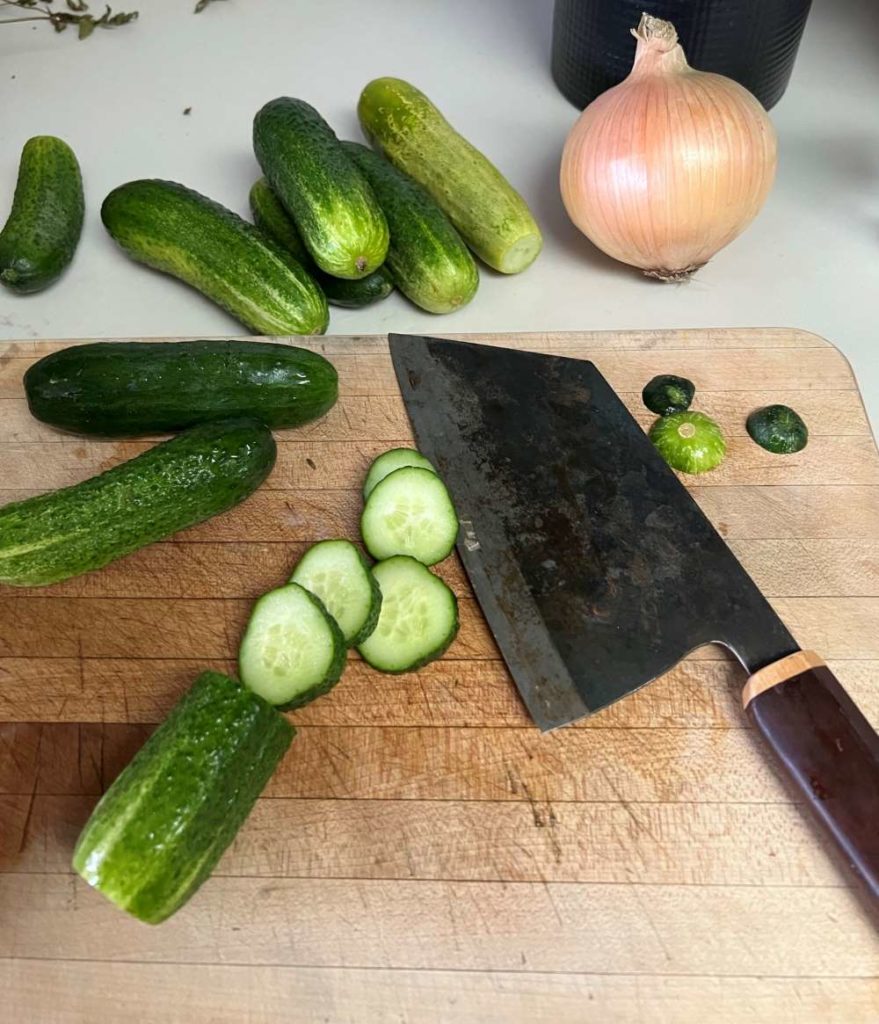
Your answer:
743;651;879;901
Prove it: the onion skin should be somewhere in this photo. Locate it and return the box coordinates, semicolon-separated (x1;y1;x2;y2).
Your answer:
560;15;778;279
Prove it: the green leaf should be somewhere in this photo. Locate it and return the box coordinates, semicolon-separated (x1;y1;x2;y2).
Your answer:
77;13;94;36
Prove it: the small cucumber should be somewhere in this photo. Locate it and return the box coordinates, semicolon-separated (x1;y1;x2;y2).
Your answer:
239;582;347;709
363;447;436;500
101;179;328;336
249;177;393;309
0;418;276;587
0;136;84;294
253;97;389;279
342;142;478;314
358;556;459;673
361;465;458;566
73;671;294;924
358;78;542;274
290;539;382;646
25;339;338;437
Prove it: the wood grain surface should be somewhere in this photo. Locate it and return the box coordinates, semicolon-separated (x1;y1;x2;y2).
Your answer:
1;329;877;1024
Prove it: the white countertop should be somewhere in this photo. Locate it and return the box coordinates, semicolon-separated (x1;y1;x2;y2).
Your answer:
2;0;877;427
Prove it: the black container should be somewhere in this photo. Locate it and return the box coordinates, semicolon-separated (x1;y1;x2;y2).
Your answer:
552;0;812;111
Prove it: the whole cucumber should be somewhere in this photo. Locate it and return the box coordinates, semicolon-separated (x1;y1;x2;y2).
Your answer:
25;339;338;437
253;97;389;280
342;142;478;314
0;418;276;587
0;136;84;294
249;177;393;308
74;671;294;924
101;179;328;336
358;78;542;274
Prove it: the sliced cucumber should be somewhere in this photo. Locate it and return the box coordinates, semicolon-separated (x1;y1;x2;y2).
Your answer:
363;447;436;499
239;582;346;710
361;466;457;566
358;556;459;673
290;539;382;647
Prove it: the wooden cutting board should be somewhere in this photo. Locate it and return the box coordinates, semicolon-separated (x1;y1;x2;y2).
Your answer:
1;329;878;1023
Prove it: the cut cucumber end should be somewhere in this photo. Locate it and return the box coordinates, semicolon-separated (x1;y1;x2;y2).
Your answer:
239;583;346;709
363;447;437;499
496;231;543;275
361;465;458;566
290;538;382;647
358;556;459;673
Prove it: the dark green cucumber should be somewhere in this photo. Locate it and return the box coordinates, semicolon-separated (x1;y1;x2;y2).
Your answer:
0;136;84;294
253;98;389;279
358;78;542;274
101;179;328;335
73;671;294;924
249;177;393;308
25;340;338;437
249;176;311;264
0;418;276;586
342;142;478;314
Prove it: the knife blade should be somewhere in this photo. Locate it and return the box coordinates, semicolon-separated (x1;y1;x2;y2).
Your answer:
389;333;879;904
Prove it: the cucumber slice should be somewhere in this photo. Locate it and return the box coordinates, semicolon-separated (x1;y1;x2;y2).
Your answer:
358;556;459;673
290;539;382;647
361;465;458;566
363;447;436;499
239;582;346;709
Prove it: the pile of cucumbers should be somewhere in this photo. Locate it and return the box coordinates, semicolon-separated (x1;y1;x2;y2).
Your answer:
1;79;542;329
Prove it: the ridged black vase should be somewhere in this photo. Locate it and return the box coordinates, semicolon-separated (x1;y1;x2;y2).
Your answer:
551;0;812;110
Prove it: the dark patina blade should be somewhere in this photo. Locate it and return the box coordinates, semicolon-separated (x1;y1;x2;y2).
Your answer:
389;334;799;732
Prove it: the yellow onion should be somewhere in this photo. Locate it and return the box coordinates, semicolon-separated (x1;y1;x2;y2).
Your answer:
560;14;777;279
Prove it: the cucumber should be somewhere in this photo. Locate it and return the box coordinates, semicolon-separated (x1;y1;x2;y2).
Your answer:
363;447;436;499
341;142;478;314
358;78;542;274
248;176;311;264
73;671;293;924
642;374;695;416
290;539;382;647
239;582;347;709
358;556;459;673
249;177;393;309
0;136;84;294
101;179;328;336
649;411;726;475
0;418;275;587
253;97;389;280
361;466;458;566
25;340;338;437
746;404;808;454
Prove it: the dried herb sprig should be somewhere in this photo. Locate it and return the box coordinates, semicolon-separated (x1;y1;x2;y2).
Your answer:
0;0;138;39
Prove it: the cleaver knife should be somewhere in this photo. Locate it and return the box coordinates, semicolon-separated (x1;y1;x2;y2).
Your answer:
389;333;879;903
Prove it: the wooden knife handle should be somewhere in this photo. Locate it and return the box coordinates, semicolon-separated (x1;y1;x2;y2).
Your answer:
743;651;879;901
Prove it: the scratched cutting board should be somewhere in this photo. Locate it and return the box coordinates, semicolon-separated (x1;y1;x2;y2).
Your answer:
1;329;878;1024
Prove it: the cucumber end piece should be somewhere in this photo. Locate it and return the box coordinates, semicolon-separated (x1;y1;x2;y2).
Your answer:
649;411;726;475
496;231;543;275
